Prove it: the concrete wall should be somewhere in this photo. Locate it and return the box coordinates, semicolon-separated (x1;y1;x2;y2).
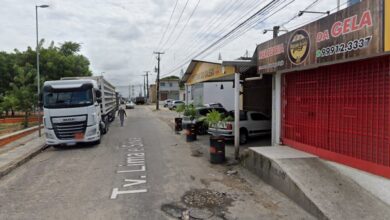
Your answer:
191;83;204;106
203;82;234;111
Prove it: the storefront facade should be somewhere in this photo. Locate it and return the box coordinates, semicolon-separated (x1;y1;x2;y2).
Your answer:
257;0;390;178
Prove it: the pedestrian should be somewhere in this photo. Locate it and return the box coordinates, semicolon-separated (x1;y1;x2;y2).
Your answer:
118;106;127;127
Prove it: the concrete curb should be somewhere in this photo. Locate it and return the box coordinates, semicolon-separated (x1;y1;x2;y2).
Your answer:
0;125;43;147
0;137;47;179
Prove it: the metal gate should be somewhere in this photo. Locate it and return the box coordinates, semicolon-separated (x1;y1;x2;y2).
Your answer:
282;56;390;178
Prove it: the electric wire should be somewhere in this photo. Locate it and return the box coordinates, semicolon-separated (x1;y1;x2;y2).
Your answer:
165;0;277;71
156;0;179;51
182;0;260;59
159;0;191;51
161;0;283;77
165;0;201;52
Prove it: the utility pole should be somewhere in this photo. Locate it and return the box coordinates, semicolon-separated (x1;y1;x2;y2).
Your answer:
154;52;164;110
273;26;280;39
143;75;146;97
129;84;131;101
144;71;150;100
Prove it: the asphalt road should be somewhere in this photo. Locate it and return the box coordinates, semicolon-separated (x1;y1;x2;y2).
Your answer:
0;106;314;220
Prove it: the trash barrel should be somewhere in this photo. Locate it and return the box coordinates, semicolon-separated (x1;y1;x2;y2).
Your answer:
209;136;225;164
185;123;197;142
174;117;182;133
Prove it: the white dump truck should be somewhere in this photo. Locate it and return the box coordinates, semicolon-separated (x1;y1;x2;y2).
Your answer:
42;76;118;147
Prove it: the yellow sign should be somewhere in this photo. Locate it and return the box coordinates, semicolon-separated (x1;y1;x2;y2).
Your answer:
186;62;235;85
386;0;390;51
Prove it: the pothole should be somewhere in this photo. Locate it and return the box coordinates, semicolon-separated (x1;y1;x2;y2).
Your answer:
162;189;233;219
181;189;233;210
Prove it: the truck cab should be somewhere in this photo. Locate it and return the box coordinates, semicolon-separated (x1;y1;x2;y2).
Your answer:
43;79;102;146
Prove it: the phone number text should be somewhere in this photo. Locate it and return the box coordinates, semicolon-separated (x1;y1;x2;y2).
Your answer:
316;36;372;58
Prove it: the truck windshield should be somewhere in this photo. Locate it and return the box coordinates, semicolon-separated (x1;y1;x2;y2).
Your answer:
44;88;93;108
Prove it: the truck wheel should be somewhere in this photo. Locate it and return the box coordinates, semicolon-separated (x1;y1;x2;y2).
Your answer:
102;122;107;134
93;139;101;145
52;145;63;149
239;129;248;145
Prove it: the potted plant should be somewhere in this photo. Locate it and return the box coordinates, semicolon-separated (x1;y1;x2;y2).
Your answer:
205;109;225;164
183;104;197;142
174;103;185;133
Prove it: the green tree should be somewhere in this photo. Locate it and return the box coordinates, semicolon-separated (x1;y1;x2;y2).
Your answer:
0;40;93;123
9;65;36;127
0;94;18;117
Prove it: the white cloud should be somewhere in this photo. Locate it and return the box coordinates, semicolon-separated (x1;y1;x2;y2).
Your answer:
0;0;350;97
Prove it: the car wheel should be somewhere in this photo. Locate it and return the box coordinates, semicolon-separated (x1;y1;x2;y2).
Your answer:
239;128;248;145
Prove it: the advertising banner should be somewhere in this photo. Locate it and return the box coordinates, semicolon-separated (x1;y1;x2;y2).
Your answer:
257;0;384;73
186;62;235;85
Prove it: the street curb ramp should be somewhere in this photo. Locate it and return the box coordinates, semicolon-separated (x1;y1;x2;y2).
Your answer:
241;149;327;219
241;147;390;220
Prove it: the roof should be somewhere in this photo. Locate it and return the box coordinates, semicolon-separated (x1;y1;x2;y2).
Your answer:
44;79;98;89
181;59;222;83
222;59;256;73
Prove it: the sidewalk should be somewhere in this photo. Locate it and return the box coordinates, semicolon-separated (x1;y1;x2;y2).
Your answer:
0;130;46;179
149;107;390;219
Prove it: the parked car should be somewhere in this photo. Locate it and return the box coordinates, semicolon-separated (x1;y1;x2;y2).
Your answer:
125;101;135;109
208;111;271;144
169;100;185;110
182;107;228;135
164;99;174;108
204;102;224;108
135;97;146;105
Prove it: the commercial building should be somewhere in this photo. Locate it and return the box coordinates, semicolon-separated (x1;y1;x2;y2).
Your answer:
182;60;238;111
253;0;390;178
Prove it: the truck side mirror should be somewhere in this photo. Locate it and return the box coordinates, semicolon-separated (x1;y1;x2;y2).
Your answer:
96;90;102;98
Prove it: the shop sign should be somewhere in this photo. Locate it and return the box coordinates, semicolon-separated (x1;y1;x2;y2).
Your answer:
257;0;384;73
186;62;235;85
386;0;390;51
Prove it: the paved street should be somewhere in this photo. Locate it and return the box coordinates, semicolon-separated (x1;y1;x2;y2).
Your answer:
0;106;313;220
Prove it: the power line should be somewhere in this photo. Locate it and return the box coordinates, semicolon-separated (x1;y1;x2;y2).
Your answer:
165;0;201;52
280;0;321;27
161;0;284;76
156;0;179;51
164;0;279;72
195;0;276;58
179;0;237;54
181;0;251;58
200;0;295;59
159;0;191;51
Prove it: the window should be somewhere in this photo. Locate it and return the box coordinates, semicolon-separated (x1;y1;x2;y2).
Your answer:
160;82;166;87
169;83;173;87
251;113;269;121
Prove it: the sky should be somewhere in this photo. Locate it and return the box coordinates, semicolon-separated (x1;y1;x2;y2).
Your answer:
0;0;350;97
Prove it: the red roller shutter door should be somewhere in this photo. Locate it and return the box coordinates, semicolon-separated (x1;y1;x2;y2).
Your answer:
282;56;390;178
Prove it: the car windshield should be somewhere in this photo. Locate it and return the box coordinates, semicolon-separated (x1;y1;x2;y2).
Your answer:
44;87;93;108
